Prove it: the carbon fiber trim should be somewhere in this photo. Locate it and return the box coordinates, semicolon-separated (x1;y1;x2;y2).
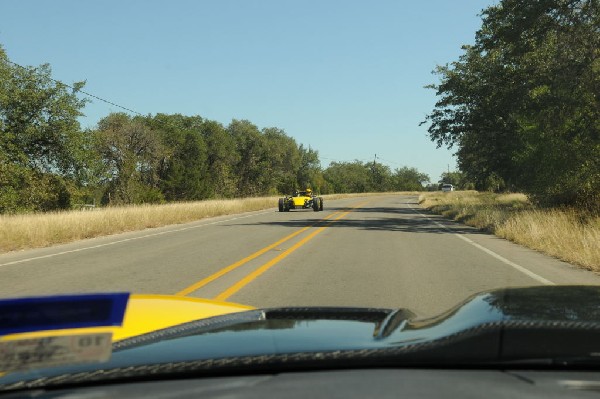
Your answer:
264;307;393;322
113;310;265;351
5;319;600;392
114;307;393;351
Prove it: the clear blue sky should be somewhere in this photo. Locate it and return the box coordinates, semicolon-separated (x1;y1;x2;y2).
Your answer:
0;0;495;182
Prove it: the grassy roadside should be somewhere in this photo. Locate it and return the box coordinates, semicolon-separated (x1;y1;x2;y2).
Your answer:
0;197;275;254
419;191;600;272
0;192;409;254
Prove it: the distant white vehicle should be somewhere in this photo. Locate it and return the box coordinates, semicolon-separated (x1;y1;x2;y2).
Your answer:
441;184;454;192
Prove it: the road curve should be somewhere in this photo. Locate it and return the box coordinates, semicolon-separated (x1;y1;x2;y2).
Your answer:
1;195;598;317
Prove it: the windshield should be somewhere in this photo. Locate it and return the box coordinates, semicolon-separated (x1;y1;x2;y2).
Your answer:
0;0;599;388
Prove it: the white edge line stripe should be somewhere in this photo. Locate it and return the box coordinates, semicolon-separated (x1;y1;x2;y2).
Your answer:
410;207;555;286
453;233;555;285
0;210;272;268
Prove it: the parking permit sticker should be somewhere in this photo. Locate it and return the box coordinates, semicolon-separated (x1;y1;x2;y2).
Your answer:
0;333;112;372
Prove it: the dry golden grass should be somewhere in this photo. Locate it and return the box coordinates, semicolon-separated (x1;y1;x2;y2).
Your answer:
497;209;600;271
0;197;277;253
419;191;600;271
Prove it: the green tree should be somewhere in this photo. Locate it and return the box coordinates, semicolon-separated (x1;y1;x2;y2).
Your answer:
145;113;210;201
228;119;270;196
262;127;301;194
94;113;166;204
438;171;474;190
297;145;323;192
370;162;393;192
393;167;430;191
160;131;209;201
0;45;91;212
423;0;600;208
323;161;371;193
201;120;239;198
323;161;428;193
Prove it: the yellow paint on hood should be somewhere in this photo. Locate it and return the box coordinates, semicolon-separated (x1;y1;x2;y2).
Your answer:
0;294;254;343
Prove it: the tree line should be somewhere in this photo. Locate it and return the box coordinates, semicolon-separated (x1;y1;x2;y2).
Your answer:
422;0;599;209
0;46;430;213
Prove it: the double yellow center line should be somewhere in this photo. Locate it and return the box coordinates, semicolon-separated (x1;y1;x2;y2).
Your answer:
176;201;369;300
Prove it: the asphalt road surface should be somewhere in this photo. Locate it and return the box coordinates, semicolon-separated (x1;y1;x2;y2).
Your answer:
1;195;598;317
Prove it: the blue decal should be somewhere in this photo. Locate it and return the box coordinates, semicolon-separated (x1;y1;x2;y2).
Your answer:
0;293;129;335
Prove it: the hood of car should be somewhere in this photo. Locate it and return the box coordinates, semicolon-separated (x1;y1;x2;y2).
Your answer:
0;294;254;343
2;285;600;390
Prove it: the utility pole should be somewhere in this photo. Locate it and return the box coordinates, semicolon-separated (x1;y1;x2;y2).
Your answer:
371;154;378;188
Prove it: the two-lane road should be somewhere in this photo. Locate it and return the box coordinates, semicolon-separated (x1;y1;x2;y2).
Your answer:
1;195;598;317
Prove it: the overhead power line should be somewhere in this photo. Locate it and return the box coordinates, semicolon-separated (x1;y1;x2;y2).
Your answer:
6;59;143;117
377;157;403;166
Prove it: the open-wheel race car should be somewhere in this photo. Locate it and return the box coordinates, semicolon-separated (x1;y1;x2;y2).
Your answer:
278;188;324;212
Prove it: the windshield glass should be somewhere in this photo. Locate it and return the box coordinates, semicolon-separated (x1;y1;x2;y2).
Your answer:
0;0;598;387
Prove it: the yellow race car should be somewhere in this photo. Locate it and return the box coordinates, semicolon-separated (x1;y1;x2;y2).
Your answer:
278;189;324;212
